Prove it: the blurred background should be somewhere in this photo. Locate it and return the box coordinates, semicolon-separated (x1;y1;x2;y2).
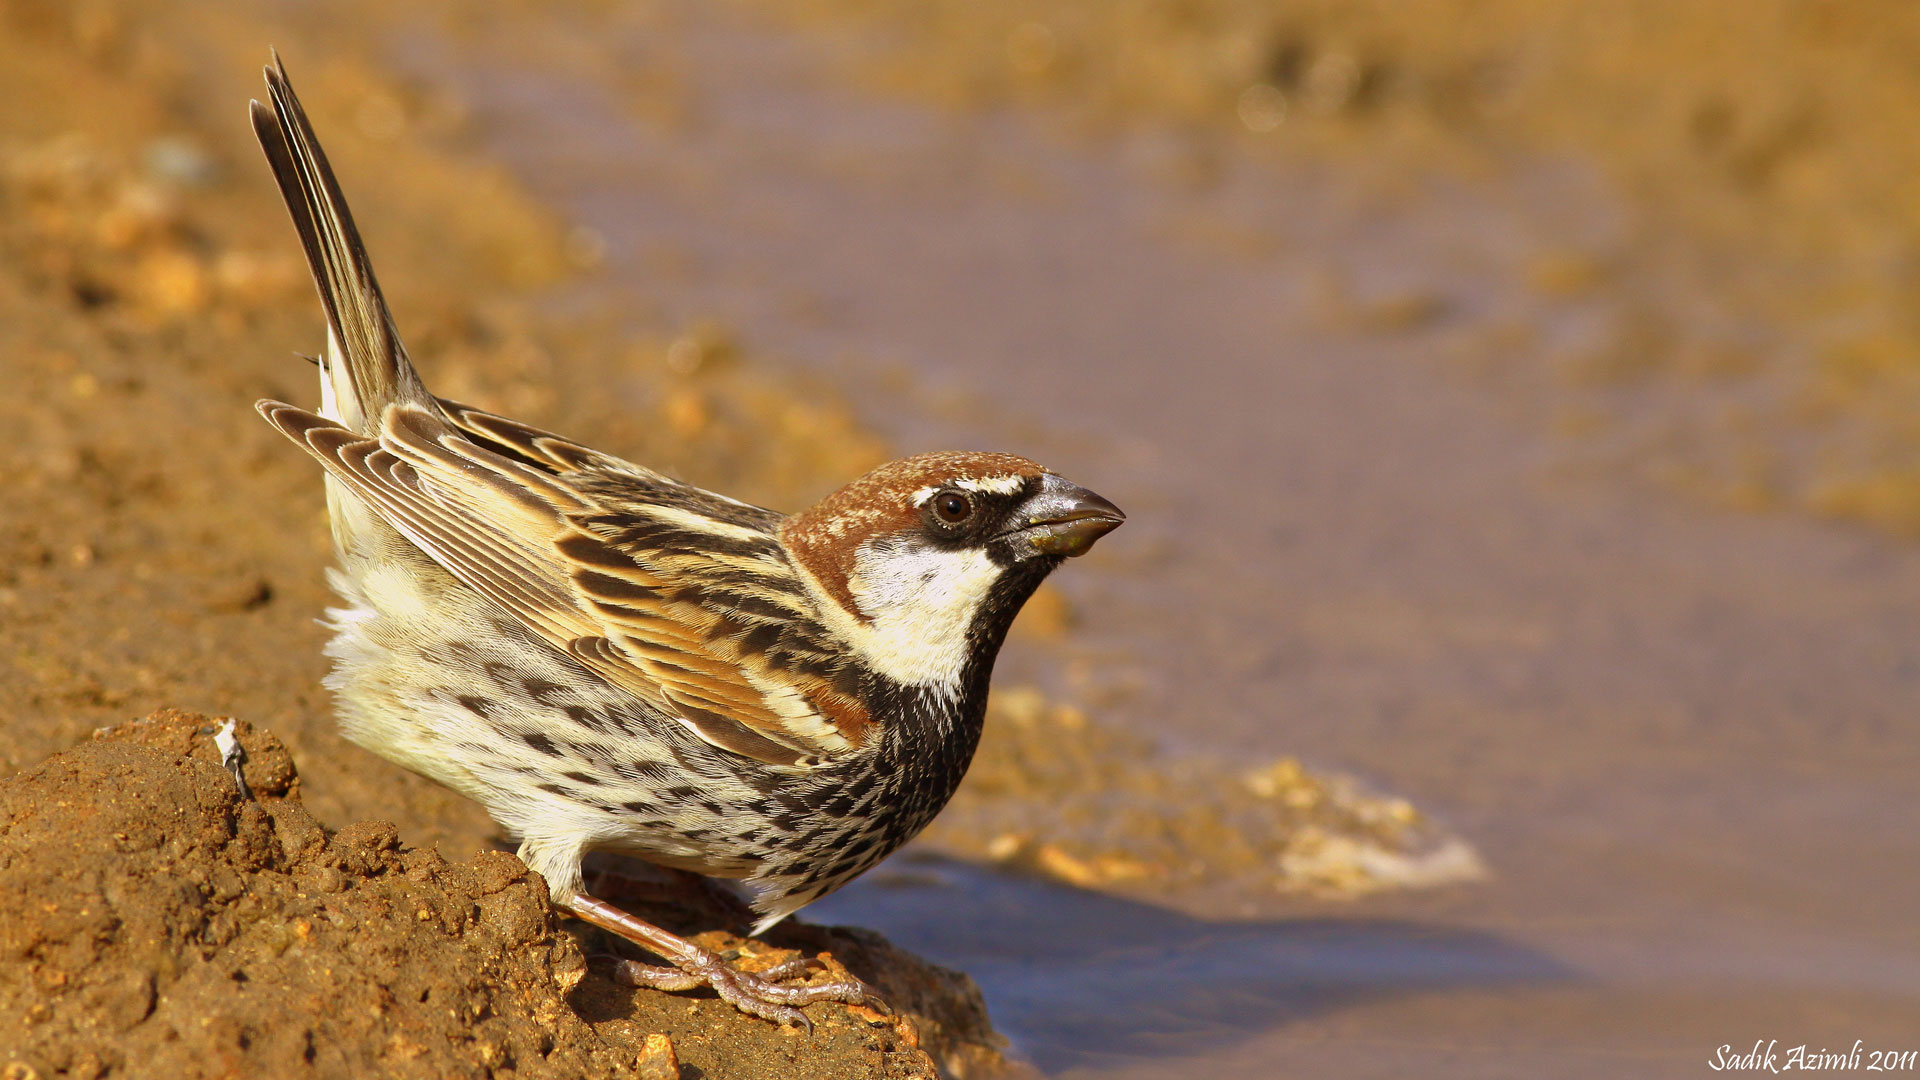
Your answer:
3;1;1918;1076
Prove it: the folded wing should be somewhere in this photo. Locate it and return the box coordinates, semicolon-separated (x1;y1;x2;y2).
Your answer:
260;399;870;766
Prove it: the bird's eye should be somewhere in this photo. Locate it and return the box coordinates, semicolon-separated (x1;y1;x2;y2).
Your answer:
932;491;974;524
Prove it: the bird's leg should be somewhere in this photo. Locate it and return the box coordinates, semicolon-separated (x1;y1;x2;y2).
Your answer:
585;862;758;929
666;867;761;926
563;892;883;1029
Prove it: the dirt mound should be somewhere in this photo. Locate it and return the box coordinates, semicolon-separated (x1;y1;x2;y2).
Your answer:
0;710;1013;1080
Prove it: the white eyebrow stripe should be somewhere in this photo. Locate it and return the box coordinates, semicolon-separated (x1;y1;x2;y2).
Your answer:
952;475;1027;496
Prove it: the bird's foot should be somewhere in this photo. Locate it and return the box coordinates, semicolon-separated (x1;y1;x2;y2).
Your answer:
605;951;879;1029
567;892;885;1030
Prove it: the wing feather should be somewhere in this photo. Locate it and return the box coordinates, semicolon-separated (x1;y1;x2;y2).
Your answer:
436;396;664;478
259;399;869;765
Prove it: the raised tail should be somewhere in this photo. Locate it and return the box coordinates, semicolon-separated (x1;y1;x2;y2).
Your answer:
251;51;434;433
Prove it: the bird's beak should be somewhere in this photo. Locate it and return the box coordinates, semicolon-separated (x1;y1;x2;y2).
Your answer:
1004;473;1126;558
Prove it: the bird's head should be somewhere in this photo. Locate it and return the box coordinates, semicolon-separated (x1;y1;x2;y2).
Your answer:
780;451;1123;691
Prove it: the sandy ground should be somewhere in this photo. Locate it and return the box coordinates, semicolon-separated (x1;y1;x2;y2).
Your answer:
0;711;1002;1079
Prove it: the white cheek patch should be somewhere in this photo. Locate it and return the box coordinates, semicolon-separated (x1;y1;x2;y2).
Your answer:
838;539;1006;690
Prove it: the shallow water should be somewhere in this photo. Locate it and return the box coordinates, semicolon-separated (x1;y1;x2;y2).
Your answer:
404;5;1920;1074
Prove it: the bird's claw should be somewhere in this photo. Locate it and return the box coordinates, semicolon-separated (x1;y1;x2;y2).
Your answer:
606;951;884;1031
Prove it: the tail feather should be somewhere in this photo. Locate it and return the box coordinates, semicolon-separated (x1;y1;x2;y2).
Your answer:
251;50;433;432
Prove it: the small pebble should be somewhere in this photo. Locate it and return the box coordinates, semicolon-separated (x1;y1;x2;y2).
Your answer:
635;1033;679;1080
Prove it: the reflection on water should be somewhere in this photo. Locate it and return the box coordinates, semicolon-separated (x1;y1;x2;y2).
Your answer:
810;854;1568;1072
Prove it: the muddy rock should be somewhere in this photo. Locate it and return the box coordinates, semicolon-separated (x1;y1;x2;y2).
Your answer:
0;710;1013;1080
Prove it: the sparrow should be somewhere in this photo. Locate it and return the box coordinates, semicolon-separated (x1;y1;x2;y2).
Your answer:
247;55;1123;1026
